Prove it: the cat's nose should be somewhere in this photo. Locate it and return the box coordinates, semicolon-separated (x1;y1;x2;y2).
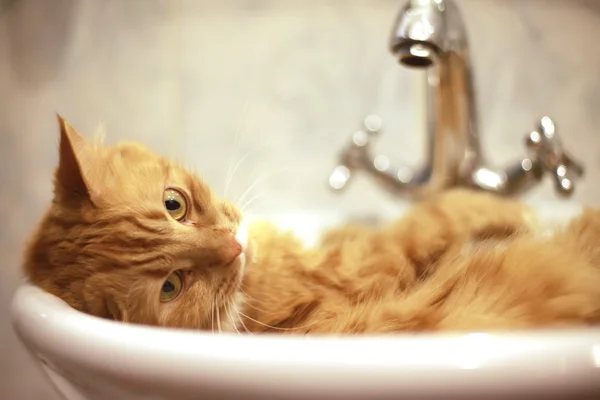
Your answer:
223;236;243;265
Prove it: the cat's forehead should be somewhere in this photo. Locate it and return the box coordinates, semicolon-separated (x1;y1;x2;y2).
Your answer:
93;142;212;203
112;142;196;183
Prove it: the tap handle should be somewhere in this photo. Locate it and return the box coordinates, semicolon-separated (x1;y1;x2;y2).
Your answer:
328;115;383;192
328;165;353;191
525;116;584;197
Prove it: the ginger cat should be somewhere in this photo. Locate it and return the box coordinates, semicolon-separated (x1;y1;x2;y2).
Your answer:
23;116;600;334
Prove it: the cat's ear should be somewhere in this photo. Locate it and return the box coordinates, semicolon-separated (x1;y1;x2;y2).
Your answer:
56;114;92;199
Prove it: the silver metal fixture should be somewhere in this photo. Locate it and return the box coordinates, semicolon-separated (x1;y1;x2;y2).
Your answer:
328;0;584;199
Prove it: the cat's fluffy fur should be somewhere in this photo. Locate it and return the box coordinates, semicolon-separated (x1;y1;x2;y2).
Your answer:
23;116;600;334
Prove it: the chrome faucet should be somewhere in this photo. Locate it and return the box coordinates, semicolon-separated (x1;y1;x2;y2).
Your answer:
328;0;584;200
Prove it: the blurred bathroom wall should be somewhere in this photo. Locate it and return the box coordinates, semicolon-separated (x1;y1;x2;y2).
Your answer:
1;0;599;398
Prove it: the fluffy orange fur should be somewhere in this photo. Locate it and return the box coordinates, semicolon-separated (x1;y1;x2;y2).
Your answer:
23;116;600;334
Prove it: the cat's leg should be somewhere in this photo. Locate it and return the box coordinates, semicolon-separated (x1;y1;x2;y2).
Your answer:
303;189;535;308
358;207;600;332
543;208;600;324
383;188;537;273
328;232;600;333
553;207;600;267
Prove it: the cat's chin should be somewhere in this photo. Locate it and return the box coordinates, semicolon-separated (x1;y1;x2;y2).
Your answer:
215;255;249;333
237;252;247;277
216;289;245;333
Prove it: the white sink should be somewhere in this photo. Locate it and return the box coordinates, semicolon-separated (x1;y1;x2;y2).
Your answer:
10;203;600;400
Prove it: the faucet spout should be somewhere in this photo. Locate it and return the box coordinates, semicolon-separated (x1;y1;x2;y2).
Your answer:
389;0;462;68
328;0;584;200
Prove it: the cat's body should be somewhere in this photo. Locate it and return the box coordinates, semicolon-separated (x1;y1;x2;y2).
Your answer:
23;116;600;334
244;197;600;333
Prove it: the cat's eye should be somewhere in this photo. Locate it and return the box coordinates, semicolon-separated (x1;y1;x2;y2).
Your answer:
160;271;183;302
164;188;188;221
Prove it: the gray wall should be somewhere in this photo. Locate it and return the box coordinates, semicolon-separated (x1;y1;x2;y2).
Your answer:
1;1;599;398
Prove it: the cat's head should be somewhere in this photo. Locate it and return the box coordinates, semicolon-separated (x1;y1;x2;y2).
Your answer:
23;115;252;331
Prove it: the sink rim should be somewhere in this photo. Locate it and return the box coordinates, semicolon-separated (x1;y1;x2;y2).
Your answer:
11;282;600;399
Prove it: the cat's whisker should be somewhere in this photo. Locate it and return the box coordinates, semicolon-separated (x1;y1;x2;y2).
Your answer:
235;308;253;335
224;150;259;200
224;99;250;198
237;310;287;331
224;133;286;200
243;158;298;180
238;289;279;315
224;302;239;335
229;303;243;335
240;298;277;317
216;301;223;334
239;287;261;304
224;101;272;199
240;193;264;214
237;310;323;332
210;301;215;334
235;175;268;207
234;164;298;207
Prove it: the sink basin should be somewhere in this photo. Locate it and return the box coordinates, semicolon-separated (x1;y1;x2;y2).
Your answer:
10;202;600;400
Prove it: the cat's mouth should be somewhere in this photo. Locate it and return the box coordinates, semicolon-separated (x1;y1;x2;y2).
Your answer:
234;220;249;272
216;266;242;303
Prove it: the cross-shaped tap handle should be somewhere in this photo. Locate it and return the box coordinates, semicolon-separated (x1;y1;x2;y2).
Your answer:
525;116;584;196
328;115;383;191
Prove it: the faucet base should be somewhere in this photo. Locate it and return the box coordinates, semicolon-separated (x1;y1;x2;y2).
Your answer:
328;115;583;200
